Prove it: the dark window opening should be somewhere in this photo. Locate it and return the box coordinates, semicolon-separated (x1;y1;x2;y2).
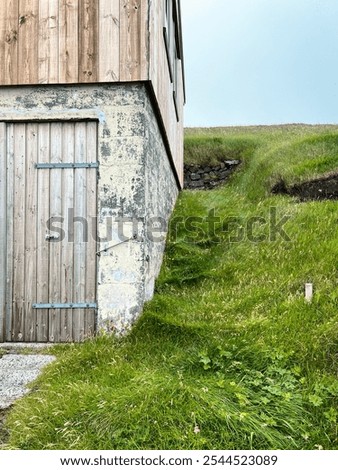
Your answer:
163;0;184;121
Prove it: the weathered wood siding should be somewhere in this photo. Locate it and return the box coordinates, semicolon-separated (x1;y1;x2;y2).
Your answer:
0;123;7;343
0;0;148;85
149;0;184;184
0;121;98;343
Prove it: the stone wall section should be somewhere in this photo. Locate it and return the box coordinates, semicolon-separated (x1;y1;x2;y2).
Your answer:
184;160;241;190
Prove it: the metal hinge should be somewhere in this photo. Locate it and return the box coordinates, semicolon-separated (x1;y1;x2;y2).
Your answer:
35;163;98;169
33;303;97;309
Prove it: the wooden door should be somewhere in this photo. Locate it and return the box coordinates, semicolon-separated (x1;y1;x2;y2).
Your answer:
0;121;98;343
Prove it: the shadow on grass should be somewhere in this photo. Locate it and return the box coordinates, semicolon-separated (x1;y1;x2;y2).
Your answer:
0;409;9;448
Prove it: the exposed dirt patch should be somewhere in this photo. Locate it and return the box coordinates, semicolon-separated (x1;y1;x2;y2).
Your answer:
272;173;338;201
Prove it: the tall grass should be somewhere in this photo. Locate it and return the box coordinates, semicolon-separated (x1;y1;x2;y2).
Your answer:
5;124;338;450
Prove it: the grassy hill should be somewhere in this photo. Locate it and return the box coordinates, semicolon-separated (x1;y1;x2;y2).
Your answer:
5;124;338;450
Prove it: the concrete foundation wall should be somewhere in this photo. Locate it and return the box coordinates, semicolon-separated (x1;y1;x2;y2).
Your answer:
143;97;179;301
0;83;179;335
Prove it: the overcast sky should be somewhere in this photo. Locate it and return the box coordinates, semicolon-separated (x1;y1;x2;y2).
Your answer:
181;0;338;127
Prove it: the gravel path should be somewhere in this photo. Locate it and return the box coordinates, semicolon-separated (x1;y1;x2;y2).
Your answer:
0;354;55;409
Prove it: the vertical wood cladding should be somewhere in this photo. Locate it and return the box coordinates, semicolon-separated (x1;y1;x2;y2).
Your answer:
0;0;148;84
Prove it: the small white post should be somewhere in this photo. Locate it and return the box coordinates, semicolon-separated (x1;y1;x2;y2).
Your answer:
305;283;313;303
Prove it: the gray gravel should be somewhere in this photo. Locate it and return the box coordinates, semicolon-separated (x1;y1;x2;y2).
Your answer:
0;354;55;409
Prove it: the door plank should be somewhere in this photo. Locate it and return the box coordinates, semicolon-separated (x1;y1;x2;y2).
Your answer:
60;123;75;341
84;121;97;338
5;124;14;341
36;123;50;342
0;123;7;342
24;123;38;341
73;122;87;342
12;123;26;341
48;122;63;342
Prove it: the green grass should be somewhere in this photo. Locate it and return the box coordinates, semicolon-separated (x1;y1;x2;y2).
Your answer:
184;134;258;166
5;124;338;450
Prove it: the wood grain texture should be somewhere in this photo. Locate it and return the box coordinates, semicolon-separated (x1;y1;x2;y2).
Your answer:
60;123;75;341
59;0;79;83
5;125;15;341
38;0;50;84
0;124;7;343
120;0;147;81
12;123;26;341
84;121;97;338
79;0;98;82
0;0;19;85
24;124;38;341
48;123;62;343
48;0;60;82
1;0;149;84
73;122;87;341
38;0;59;84
18;0;39;84
99;0;120;81
0;5;7;85
36;123;50;342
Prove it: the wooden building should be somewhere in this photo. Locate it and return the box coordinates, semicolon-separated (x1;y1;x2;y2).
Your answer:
0;0;185;342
